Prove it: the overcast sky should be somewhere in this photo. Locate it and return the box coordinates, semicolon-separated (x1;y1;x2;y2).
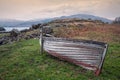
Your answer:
0;0;120;21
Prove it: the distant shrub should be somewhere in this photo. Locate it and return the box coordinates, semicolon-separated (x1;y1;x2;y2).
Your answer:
30;24;41;30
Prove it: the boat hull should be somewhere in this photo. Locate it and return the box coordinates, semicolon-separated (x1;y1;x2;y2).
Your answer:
42;37;108;76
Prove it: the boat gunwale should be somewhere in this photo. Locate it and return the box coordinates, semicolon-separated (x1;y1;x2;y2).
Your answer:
43;37;107;47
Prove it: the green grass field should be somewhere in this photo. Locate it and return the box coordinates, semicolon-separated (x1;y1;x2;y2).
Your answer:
0;39;120;80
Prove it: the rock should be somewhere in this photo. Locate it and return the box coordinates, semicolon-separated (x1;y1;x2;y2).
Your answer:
0;36;9;45
10;29;20;37
0;27;6;31
20;29;29;33
43;26;53;34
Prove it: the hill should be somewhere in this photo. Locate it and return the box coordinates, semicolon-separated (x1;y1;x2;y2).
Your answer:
18;14;112;27
47;19;120;43
0;19;24;27
0;18;119;45
59;14;112;23
17;18;53;27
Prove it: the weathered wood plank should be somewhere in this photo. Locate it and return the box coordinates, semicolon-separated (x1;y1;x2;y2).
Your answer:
40;26;44;54
43;37;106;47
40;35;107;76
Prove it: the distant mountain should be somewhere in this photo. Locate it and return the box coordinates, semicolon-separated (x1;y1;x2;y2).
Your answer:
0;19;24;27
59;14;112;23
18;14;112;27
0;14;112;27
17;18;53;27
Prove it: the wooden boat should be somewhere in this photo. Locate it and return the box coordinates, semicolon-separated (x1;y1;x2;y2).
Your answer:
40;27;108;76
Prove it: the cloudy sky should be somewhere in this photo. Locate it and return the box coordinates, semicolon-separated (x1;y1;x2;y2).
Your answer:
0;0;120;21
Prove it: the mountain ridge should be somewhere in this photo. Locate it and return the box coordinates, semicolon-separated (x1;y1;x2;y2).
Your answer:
59;14;112;23
0;14;112;27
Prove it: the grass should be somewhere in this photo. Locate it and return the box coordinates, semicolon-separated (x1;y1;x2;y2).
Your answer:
0;39;120;80
53;24;120;43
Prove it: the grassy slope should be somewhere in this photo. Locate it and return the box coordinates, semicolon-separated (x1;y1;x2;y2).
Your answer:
53;24;120;43
0;39;120;80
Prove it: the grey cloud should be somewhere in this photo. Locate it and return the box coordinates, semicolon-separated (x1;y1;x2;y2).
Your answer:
0;0;120;20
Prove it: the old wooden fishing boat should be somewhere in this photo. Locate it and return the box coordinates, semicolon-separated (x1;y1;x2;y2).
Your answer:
40;27;108;76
